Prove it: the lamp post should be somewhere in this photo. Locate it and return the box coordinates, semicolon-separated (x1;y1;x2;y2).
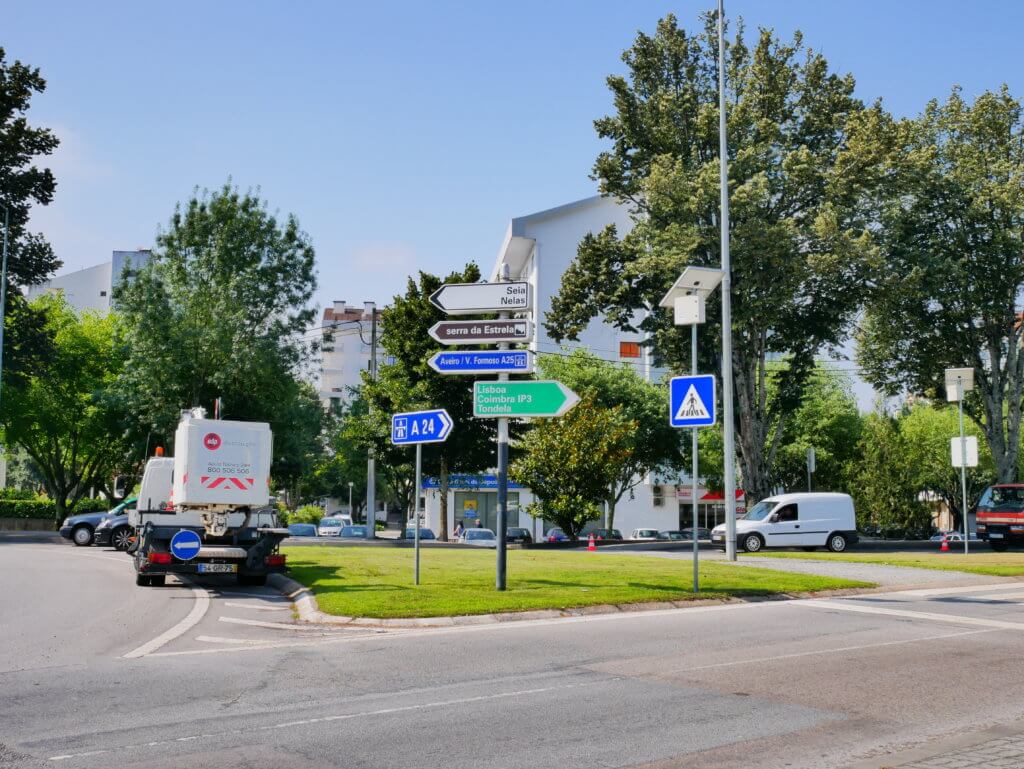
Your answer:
348;481;354;518
945;367;974;555
364;301;378;540
660;266;724;593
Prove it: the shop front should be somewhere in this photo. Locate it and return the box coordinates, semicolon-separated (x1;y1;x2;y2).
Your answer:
676;488;746;530
421;474;532;539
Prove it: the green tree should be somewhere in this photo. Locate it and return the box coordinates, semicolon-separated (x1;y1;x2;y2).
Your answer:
115;184;320;484
510;398;634;539
855;87;1024;483
849;410;930;537
544;13;880;503
899;403;994;533
362;265;497;539
537;348;683;528
0;47;63;385
0;296;132;522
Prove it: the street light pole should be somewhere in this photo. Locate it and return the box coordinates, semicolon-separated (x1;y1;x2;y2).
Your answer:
0;206;10;405
365;302;378;541
348;482;353;518
958;377;969;555
717;0;738;561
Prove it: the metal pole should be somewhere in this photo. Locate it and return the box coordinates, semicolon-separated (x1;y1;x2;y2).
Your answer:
691;323;699;593
0;206;10;406
959;379;969;555
348;484;353;517
717;0;737;560
414;443;422;585
496;308;509;591
365;305;378;540
807;466;812;493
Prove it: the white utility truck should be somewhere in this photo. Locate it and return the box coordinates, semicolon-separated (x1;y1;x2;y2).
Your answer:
129;408;290;587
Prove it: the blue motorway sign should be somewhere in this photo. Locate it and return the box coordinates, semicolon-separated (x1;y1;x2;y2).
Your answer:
169;529;202;561
391;409;454;445
427;350;535;375
669;374;716;428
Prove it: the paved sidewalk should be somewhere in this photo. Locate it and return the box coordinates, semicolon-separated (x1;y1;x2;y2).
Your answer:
849;723;1024;768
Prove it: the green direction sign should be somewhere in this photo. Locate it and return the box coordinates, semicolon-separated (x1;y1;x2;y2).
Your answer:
473;380;580;418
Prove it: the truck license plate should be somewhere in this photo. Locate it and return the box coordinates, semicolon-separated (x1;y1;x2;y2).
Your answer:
990;533;1004;539
198;563;237;573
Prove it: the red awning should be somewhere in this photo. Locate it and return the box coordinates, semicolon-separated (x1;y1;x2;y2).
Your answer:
699;490;745;502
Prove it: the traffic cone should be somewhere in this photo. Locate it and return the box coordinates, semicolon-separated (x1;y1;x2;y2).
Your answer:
940;535;950;552
588;533;596;552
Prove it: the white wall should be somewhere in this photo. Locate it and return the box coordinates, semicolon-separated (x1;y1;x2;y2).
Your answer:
25;262;112;313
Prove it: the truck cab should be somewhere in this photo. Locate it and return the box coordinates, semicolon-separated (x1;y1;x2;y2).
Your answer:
975;484;1024;551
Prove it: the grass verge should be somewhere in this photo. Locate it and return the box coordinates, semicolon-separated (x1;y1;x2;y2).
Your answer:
281;546;872;618
746;550;1024;577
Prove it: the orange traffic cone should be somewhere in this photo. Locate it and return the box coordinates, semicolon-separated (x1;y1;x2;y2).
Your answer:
940;535;950;552
588;533;596;552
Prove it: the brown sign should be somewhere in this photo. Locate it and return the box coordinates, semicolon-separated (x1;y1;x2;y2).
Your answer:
428;320;532;345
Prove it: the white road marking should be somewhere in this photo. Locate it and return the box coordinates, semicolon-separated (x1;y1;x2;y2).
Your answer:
195;635;282;645
222;601;290;611
661;628;994;675
886;582;1024;597
968;590;1024;602
122;586;211;659
800;599;1024;630
218;616;331;631
46;678;609;761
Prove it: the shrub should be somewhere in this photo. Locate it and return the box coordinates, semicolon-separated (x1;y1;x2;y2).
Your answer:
291;505;325;525
0;497;114;520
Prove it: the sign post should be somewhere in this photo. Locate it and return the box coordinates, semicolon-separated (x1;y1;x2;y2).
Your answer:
391;409;454;585
946;367;975;555
807;447;816;492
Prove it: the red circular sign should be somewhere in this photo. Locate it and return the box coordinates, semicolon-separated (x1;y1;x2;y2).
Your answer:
203;432;222;450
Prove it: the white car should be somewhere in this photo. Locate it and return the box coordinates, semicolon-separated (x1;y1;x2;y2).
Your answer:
317;517;344;537
630;528;660;541
711;492;859;553
460;528;497;548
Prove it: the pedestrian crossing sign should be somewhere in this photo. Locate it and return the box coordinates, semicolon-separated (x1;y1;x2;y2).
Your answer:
669;375;716;428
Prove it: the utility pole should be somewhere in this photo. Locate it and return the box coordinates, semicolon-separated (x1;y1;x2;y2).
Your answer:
957;378;969;555
365;302;378;540
495;265;510;591
717;0;737;561
0;206;10;405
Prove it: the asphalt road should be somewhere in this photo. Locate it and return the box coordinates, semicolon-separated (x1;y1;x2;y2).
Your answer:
3;539;1024;769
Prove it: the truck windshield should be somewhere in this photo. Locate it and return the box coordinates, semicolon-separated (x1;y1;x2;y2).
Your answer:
742;500;776;521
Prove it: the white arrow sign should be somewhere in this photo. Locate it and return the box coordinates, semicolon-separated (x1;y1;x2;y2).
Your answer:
429;282;531;316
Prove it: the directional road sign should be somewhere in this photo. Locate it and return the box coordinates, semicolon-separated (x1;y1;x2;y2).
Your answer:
473;380;579;418
429;350;535;375
428;319;532;345
669;375;716;428
429;281;531;315
170;529;202;561
391;409;454;445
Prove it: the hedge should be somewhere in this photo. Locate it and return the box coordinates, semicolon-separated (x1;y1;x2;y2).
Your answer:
0;497;114;521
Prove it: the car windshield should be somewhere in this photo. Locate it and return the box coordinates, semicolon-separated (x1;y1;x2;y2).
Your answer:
742;500;776;521
467;530;494;539
639;530;657;536
319;519;341;527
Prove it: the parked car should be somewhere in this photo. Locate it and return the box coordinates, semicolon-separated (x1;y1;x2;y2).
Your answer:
329;514;354;526
340;525;368;539
287;523;318;538
317;517;345;537
657;530;686;541
506;527;533;544
461;528;498;548
401;528;437;540
681;527;712;541
93;506;137;551
932;531;980;542
630;528;660;541
711;492;859;553
544;527;569;542
59;498;137;547
591;528;623;541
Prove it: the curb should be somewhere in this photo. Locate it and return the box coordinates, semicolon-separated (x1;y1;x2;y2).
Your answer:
266;572;909;629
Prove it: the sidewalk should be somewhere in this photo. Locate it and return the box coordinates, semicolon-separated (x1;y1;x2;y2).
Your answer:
849;723;1024;768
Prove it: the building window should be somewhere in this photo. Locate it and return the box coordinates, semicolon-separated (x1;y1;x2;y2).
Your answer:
99;290;107;297
619;341;641;359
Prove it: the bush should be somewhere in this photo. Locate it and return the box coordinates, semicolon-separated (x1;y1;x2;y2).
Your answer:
291;505;325;525
0;488;40;501
72;498;111;513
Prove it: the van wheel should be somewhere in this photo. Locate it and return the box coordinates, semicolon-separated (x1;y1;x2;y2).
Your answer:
742;533;764;553
827;533;848;553
990;541;1009;552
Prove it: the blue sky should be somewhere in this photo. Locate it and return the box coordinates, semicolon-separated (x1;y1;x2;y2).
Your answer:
7;0;1023;322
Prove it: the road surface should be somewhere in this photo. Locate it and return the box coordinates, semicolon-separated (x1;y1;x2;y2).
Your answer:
2;538;1024;768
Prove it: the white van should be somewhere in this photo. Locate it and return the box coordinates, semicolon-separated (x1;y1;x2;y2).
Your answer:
711;492;858;553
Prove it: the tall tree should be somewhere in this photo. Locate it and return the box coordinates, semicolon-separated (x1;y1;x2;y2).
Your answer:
115;184;320;482
855;86;1024;483
544;13;880;502
0;47;62;383
362;265;498;540
510;397;634;539
537;348;683;528
0;296;133;521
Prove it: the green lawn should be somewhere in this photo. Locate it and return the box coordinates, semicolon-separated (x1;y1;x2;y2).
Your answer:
281;546;873;619
746;550;1024;577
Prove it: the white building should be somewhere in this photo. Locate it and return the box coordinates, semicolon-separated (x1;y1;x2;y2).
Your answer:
419;195;738;539
318;301;387;412
25;250;151;314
